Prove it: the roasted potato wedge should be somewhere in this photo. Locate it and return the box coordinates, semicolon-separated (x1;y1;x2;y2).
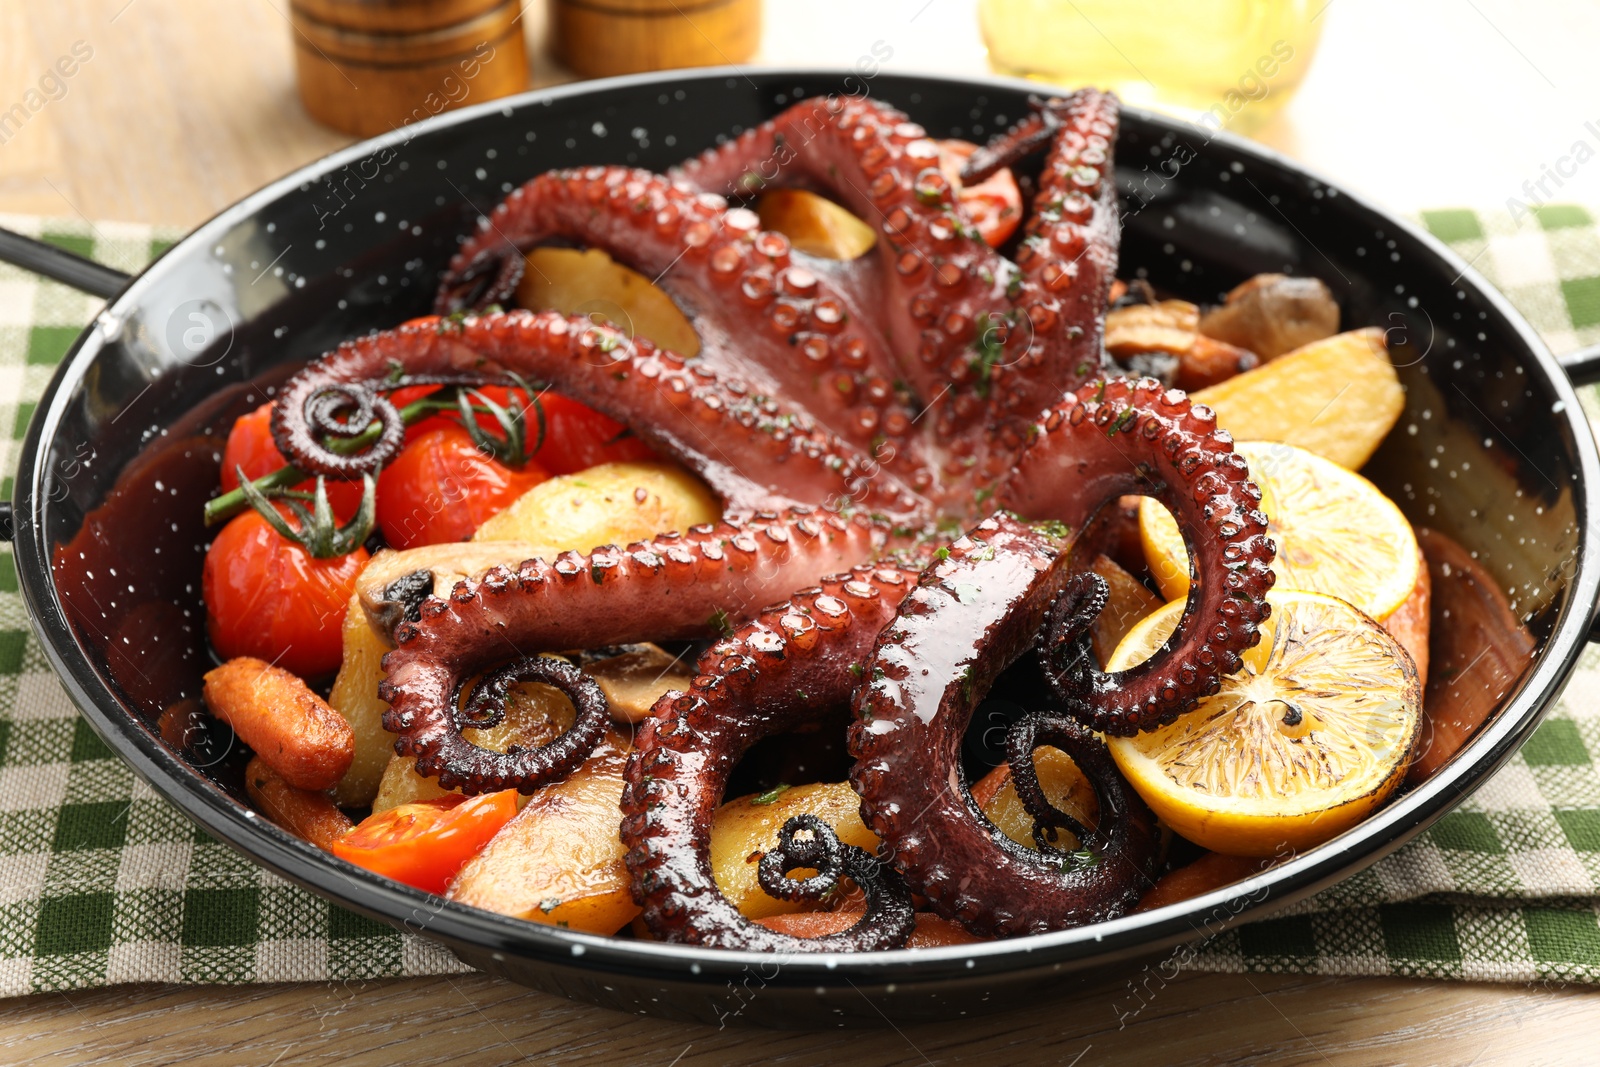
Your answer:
518;247;700;357
329;594;395;806
447;735;637;935
756;189;877;260
472;461;718;547
709;782;880;920
1104;299;1259;391
1192;327;1403;470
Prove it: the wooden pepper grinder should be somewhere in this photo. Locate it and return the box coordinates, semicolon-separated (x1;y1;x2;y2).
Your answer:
548;0;760;79
290;0;531;138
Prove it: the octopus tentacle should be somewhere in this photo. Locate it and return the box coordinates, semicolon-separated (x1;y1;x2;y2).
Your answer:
958;94;1072;184
620;559;923;951
1008;572;1109;851
998;90;1121;423
409;656;610;794
379;511;898;793
1005;710;1096;851
756;813;915;933
433;167;925;465
996;377;1277;735
269;309;926;521
436;245;526;313
848;514;1160;936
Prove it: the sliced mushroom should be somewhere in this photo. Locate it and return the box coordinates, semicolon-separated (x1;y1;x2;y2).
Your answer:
1198;273;1340;360
574;643;695;723
357;542;554;637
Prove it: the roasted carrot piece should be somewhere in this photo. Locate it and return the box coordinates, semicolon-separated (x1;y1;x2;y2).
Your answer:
204;657;355;791
244;756;354;850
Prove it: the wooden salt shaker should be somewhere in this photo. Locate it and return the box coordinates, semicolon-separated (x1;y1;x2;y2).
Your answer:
290;0;531;138
548;0;760;79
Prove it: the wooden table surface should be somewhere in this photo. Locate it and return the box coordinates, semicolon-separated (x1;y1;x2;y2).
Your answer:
3;1;1598;1063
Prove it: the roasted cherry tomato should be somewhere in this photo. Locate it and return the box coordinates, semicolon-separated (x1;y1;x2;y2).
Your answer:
376;422;550;548
528;393;656;475
221;403;365;517
202;508;368;678
331;791;519;894
938;140;1024;248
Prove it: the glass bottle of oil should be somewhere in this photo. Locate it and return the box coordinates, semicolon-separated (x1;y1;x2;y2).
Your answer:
978;0;1324;135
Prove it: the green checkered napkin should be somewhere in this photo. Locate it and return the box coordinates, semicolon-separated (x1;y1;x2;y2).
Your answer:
0;206;1598;996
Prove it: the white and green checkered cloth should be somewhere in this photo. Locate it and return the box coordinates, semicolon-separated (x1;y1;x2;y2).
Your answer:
1;207;1599;996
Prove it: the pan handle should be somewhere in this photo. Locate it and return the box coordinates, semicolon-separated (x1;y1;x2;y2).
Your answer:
1559;343;1600;388
0;228;136;544
0;227;132;300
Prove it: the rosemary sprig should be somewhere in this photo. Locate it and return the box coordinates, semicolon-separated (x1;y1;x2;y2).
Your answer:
235;467;376;558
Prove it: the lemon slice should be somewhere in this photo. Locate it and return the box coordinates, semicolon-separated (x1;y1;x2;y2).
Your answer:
1139;441;1420;622
1104;591;1421;857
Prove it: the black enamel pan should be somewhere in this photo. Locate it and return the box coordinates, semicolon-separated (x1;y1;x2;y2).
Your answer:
4;69;1598;1028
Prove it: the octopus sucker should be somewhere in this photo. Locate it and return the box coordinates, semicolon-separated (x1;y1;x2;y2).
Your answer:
259;86;1281;942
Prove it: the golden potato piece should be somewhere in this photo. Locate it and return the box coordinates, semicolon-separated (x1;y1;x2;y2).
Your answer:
472;460;718;548
756;189;877;260
371;754;456;812
447;736;638;935
357;542;554;635
1104;300;1200;354
1105;300;1258;391
518;247;700;357
709;782;880;920
1192;327;1403;470
973;747;1099;850
329;595;395;807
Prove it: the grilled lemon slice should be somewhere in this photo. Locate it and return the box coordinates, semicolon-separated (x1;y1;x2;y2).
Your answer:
1105;591;1421;857
1140;440;1420;623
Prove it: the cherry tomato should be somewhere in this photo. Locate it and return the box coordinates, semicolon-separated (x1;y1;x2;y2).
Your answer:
376;422;550;549
331;791;519;894
938;140;1024;248
221;403;365;517
202;508;368;678
528;393;656;475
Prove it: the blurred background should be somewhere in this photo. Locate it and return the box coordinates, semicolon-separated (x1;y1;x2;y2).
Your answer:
0;0;1595;225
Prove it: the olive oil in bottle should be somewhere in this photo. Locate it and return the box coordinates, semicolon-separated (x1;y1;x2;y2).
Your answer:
978;0;1324;134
